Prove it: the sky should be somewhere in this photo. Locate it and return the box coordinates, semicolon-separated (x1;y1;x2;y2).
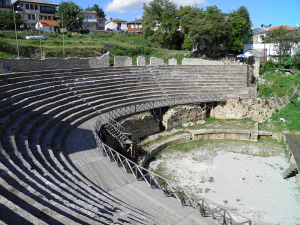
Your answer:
48;0;299;28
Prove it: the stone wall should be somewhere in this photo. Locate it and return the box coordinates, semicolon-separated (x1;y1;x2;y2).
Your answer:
162;105;206;130
119;113;160;139
182;58;224;65
114;56;132;67
190;125;258;142
0;54;110;72
150;57;165;66
210;96;290;123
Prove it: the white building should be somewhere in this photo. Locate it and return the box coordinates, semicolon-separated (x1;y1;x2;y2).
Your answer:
81;10;97;32
39;19;59;33
14;0;58;31
245;25;297;61
96;17;106;31
105;18;127;32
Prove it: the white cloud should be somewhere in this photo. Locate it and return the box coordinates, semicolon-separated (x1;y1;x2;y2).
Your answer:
105;0;206;14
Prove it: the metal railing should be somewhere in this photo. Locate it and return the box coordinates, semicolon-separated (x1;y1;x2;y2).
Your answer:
93;128;255;224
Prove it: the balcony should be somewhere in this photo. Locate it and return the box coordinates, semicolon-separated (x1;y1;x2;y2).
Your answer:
83;19;97;22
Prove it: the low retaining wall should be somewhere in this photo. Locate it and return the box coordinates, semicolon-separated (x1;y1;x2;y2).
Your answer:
190;129;258;141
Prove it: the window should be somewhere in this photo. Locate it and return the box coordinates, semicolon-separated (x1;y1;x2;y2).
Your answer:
139;24;142;28
26;4;29;9
28;14;31;19
0;1;6;8
35;5;38;10
135;24;138;28
40;6;54;14
89;16;91;19
30;4;33;10
32;14;35;20
85;15;87;20
90;24;92;28
49;27;52;31
86;24;89;28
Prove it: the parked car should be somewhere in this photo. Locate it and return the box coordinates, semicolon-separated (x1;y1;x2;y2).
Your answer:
25;35;47;40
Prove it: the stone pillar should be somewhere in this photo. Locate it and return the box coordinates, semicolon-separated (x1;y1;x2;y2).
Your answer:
114;56;133;67
168;58;177;65
150;57;165;66
137;56;146;66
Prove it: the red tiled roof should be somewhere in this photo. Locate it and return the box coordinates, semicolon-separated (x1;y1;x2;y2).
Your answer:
39;19;59;27
258;25;295;33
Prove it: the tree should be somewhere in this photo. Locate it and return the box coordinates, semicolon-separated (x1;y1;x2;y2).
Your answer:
225;12;246;52
58;1;84;31
179;6;202;50
0;11;23;30
263;26;296;64
86;4;105;18
142;0;182;50
187;5;227;57
236;6;253;44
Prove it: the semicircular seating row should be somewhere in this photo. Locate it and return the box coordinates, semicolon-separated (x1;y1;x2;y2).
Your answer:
0;65;248;224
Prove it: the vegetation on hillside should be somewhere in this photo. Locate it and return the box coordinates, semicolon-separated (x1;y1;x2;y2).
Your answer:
257;61;300;132
0;30;191;63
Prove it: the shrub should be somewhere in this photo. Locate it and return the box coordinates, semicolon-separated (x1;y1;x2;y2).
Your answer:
282;56;294;69
293;46;300;69
264;61;275;71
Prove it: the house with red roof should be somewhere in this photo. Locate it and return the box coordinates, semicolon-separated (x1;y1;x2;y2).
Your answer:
96;17;106;31
39;19;59;33
244;25;297;61
253;25;295;44
81;10;97;32
13;0;58;31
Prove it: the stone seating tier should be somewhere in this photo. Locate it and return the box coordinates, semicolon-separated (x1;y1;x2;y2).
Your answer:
0;65;250;224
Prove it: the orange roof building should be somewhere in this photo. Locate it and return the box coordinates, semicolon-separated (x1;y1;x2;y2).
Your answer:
38;19;59;33
257;25;295;34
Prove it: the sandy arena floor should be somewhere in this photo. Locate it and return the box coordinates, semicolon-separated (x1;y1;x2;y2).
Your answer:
149;140;300;225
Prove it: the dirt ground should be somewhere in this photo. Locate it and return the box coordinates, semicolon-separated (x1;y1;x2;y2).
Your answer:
149;139;300;225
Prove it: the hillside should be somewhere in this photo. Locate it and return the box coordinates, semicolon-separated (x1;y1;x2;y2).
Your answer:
0;30;190;65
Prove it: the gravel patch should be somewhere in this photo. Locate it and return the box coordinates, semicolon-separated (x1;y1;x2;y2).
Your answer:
150;140;300;224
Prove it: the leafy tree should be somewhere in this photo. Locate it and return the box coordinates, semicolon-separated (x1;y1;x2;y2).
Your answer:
142;0;182;49
293;46;300;69
0;11;23;30
225;12;246;52
236;6;253;44
85;4;105;18
263;26;294;64
58;1;84;31
188;5;227;57
179;6;202;50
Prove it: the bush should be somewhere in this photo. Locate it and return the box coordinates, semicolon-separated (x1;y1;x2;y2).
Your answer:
293;46;300;69
264;61;275;71
282;56;294;69
259;67;264;75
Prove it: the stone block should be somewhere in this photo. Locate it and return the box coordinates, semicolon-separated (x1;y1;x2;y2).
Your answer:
168;58;177;65
137;56;146;66
150;57;165;66
114;56;132;67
